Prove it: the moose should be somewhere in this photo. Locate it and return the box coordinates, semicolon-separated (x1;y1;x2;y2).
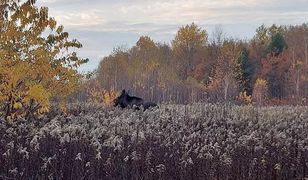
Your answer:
113;89;157;110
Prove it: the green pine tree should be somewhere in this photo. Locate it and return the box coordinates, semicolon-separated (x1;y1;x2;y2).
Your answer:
233;48;254;95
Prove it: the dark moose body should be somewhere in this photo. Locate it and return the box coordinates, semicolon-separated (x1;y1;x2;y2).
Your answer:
113;89;157;110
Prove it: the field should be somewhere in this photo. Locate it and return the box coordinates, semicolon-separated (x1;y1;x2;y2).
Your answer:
1;103;308;180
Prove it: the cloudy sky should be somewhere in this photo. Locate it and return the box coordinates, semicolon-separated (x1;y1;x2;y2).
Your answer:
37;0;308;72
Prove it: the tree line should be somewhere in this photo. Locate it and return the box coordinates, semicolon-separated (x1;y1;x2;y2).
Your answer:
90;23;308;106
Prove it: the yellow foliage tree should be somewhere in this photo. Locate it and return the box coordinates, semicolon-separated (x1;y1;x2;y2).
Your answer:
86;80;118;107
172;23;208;80
237;91;252;105
0;0;88;120
252;78;268;106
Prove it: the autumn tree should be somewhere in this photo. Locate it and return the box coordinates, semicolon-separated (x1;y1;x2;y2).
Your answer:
208;39;242;102
0;0;87;120
97;47;129;91
135;36;157;58
261;52;291;99
130;36;159;97
172;23;208;80
252;78;268;106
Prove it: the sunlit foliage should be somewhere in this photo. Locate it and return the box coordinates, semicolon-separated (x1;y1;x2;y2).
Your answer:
0;0;87;120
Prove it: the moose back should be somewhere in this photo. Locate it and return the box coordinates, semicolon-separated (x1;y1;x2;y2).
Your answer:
113;89;157;110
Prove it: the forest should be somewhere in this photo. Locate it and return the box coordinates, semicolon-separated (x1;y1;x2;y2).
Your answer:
90;23;308;106
0;0;308;180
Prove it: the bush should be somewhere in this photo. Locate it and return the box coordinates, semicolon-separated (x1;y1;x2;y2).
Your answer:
0;103;308;179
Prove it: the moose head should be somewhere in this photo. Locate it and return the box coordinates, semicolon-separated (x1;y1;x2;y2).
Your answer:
113;89;128;108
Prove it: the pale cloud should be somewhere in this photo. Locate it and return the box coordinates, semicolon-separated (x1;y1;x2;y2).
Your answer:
42;0;308;32
50;10;103;27
40;0;58;3
39;0;308;32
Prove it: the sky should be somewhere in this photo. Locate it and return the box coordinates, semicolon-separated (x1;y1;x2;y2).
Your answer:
37;0;308;72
